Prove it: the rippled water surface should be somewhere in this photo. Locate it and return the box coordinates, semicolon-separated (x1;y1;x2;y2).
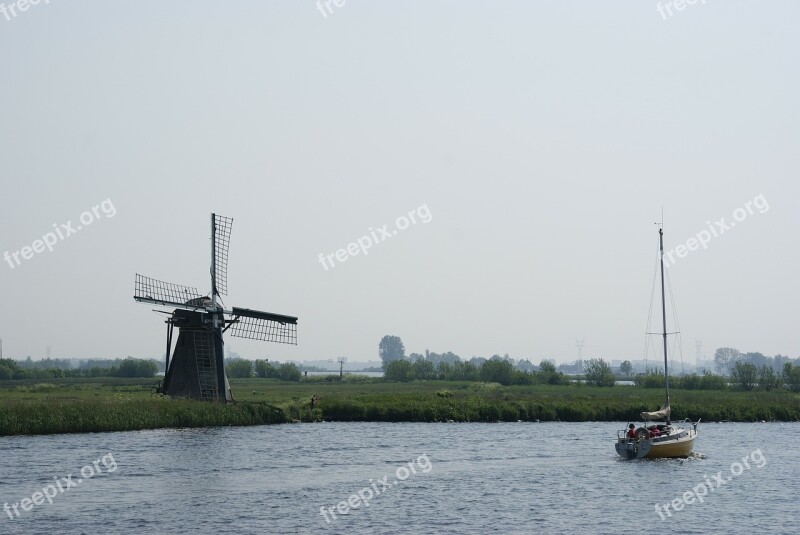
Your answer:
1;422;798;534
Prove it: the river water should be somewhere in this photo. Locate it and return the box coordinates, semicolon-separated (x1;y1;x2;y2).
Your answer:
1;422;797;534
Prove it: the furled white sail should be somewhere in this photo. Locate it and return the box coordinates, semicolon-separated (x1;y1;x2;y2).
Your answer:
641;405;670;421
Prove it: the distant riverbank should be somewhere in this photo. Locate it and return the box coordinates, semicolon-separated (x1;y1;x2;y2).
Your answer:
1;378;798;436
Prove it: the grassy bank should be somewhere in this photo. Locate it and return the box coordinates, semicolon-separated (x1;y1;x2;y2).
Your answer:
285;380;800;423
1;378;799;436
0;379;302;436
0;398;289;435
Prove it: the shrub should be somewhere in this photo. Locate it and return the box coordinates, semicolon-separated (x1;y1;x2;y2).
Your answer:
226;359;253;379
583;358;615;387
783;363;800;392
480;359;514;386
384;359;413;382
537;361;568;385
115;358;158;378
254;360;277;378
411;360;437;381
277;362;301;382
731;361;758;391
0;364;13;380
758;365;780;391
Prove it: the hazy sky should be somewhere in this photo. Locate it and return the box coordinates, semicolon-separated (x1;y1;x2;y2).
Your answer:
1;1;797;365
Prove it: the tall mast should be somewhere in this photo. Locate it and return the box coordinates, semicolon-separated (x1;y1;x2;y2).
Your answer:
658;227;670;422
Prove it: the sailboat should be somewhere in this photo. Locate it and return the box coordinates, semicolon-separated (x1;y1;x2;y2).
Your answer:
615;227;699;460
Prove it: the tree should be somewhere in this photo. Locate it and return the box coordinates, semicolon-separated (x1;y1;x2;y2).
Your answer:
277;362;301;382
480;359;514;385
0;358;19;380
254;359;277;378
620;360;633;376
452;361;479;381
516;359;535;372
225;359;253;378
758;364;779;391
411;359;437;380
731;361;758;391
0;364;13;380
537;360;567;385
408;352;425;363
379;335;405;370
115;358;157;378
436;362;453;380
583;358;615;387
742;352;768;368
384;359;413;382
714;347;741;374
782;363;800;392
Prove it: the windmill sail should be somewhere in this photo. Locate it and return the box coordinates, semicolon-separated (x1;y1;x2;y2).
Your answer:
134;274;205;310
228;307;298;345
212;214;233;296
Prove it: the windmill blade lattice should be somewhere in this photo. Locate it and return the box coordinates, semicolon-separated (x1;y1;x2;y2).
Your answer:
134;274;205;309
212;214;233;296
229;307;298;344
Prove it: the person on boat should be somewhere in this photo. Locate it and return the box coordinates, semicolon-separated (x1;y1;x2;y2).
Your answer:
627;423;637;440
648;425;661;438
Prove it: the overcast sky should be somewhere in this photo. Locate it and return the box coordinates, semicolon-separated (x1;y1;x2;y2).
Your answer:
1;1;797;365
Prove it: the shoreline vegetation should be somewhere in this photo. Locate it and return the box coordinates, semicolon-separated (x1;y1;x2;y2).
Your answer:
2;377;800;436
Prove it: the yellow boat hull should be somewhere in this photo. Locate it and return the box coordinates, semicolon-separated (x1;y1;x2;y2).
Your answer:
616;425;698;459
644;433;696;458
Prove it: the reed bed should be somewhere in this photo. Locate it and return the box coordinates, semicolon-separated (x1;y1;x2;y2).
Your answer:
0;398;291;436
1;378;798;436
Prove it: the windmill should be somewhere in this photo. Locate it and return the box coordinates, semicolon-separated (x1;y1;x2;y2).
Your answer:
134;213;298;401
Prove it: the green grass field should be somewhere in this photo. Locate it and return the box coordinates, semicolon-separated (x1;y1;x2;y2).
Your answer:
1;377;798;436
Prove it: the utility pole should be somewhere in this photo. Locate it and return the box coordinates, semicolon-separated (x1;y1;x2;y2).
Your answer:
337;356;347;380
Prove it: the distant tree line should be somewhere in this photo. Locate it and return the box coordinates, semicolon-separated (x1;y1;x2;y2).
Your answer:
12;356;166;372
0;357;158;380
378;336;800;391
224;358;302;382
383;357;571;386
635;363;800;392
378;335;561;374
712;348;798;375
